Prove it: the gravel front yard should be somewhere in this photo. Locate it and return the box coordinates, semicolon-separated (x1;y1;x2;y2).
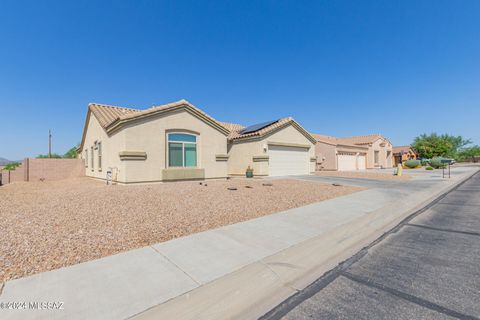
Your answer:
315;170;411;181
0;178;361;283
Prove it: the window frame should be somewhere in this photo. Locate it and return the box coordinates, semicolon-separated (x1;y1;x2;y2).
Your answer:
374;150;380;164
90;146;94;171
84;149;88;167
167;132;198;168
97;141;102;171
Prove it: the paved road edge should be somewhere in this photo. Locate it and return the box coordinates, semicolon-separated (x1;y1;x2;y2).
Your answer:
130;168;480;320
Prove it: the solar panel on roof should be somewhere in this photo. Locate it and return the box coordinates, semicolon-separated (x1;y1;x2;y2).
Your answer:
240;120;279;134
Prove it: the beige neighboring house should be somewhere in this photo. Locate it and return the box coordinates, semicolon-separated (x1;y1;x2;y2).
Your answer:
79;100;316;184
312;134;368;171
338;134;393;169
222;119;317;177
313;134;393;170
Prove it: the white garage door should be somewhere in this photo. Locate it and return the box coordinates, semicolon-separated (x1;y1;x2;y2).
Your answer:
337;154;357;171
268;145;309;176
358;155;366;170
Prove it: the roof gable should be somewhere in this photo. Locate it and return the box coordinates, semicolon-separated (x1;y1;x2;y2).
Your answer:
80;100;230;150
332;134;392;146
104;100;230;135
312;134;369;149
225;117;317;144
89;103;140;129
393;146;417;154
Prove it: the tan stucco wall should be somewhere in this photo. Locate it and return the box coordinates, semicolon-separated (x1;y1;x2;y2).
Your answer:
314;142;337;170
366;138;393;169
117;109;228;183
227;124;315;176
315;142;368;171
81;114;126;182
227;139;264;176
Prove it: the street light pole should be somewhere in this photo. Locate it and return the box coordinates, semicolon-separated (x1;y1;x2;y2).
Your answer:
48;129;52;158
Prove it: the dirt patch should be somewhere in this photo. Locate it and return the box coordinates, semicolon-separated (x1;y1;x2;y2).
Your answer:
315;171;411;181
0;177;362;282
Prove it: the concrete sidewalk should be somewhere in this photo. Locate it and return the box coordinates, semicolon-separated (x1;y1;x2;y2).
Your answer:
0;166;477;320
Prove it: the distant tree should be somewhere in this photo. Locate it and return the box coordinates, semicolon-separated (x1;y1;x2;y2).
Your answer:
3;162;21;171
412;133;471;159
36;144;79;159
63;146;78;159
458;146;480;162
36;153;62;159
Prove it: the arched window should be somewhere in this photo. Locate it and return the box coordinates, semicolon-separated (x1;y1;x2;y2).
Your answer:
168;133;197;167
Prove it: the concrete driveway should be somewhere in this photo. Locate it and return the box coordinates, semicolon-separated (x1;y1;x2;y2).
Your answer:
293;166;476;189
261;172;480;319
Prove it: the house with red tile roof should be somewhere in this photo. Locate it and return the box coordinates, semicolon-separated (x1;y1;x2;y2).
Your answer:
312;133;393;170
392;146;418;166
79;100;316;183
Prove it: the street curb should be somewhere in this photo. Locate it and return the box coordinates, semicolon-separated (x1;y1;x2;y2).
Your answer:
260;169;479;320
131;168;480;320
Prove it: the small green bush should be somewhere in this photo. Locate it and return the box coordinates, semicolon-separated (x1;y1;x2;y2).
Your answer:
421;159;430;166
425;166;434;170
430;157;447;169
404;159;421;168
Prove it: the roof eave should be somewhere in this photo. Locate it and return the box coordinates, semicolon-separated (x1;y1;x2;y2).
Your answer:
105;102;230;136
229;119;316;145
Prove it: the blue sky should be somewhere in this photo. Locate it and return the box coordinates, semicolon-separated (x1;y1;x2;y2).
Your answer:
0;1;479;160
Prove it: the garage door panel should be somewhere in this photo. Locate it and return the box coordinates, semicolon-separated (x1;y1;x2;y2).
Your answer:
337;154;367;171
268;146;309;176
358;155;366;170
338;154;357;171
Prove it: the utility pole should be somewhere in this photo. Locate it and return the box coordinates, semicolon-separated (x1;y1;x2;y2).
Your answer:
48;129;52;158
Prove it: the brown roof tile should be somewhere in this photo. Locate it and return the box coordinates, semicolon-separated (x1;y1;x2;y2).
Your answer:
227;118;289;140
393;146;415;154
335;134;384;145
312;134;369;149
89;103;140;129
224;117;317;144
88;100;229;136
218;122;246;138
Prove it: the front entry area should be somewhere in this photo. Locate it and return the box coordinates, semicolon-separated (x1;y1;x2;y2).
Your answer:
268;145;310;176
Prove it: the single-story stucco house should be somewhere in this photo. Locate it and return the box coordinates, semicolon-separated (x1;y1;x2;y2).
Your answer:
312;134;393;170
312;134;368;171
222;119;317;177
392;146;418;166
78;100;316;184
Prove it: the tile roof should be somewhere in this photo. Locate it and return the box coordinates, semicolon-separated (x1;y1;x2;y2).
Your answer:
84;100;316;146
393;146;415;154
226;118;287;140
88;100;229;135
89;103;140;129
312;134;340;145
220;118;316;143
218;122;245;137
312;134;368;149
335;134;384;145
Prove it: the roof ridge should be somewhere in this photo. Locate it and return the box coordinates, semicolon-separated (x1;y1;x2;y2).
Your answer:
89;102;140;111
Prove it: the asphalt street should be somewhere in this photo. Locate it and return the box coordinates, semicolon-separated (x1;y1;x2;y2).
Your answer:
261;172;480;320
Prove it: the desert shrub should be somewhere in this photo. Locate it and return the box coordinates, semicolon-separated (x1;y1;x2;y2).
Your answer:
404;159;421;168
420;159;430;166
430;157;447;169
425;166;434;170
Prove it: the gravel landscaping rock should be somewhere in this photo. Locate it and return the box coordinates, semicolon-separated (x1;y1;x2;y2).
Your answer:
0;178;361;282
